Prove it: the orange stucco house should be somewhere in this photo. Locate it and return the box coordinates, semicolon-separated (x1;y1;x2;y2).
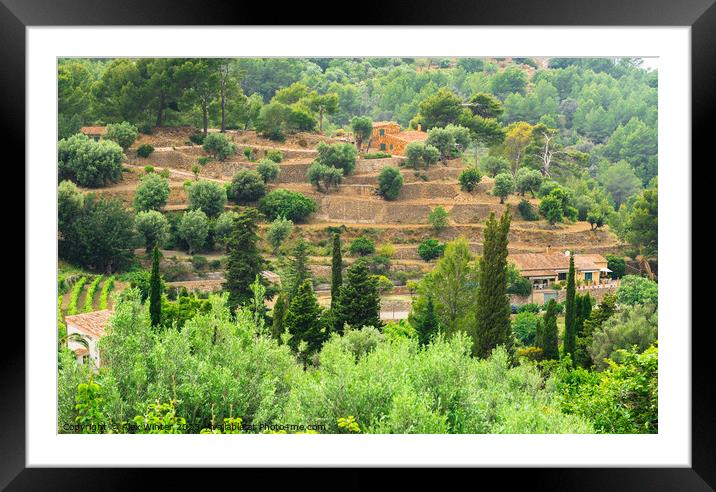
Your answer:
367;121;428;156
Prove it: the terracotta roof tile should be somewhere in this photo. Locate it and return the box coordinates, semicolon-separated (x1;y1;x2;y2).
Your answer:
509;253;608;275
65;310;113;338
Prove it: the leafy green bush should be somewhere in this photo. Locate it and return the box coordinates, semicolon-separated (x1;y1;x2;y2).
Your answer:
258;189;317;222
458;167;482;192
202;133;236;161
133;173;170;212
315;142;357;175
58;134;124;188
418;238;445;262
349;236;376;256
428;206;449;231
363;152;391;159
616;275;658;306
189;132;205;145
178;209;210;254
518;199;539;221
256;158;281;183
377;166;403;200
105;121;138;150
606;254;626;279
136;144;154;158
135;210;169;251
266;149;283;163
188;180;227;217
229;170;267;203
512;311;540;345
308;162;343;191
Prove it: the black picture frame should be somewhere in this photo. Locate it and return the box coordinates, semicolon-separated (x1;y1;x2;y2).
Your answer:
5;0;710;488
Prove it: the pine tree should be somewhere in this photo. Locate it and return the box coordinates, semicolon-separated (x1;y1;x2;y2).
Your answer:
563;253;577;360
414;294;440;346
538;299;559;360
149;245;162;327
287;238;310;300
284;280;325;354
472;211;512;358
271;291;288;341
332;260;381;333
330;233;343;307
223;207;264;312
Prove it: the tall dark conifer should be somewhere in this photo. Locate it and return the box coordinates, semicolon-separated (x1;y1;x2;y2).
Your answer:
472;211;512;358
271;292;288;341
332;260;381;333
537;299;559;360
284;280;325;354
223;207;264;312
288;238;310;300
149;245;162;327
330;233;343;307
414;294;440;346
563;254;577;360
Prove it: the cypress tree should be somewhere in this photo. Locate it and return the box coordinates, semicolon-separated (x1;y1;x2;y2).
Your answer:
288;238;310;300
223;207;264;312
414;294;440;346
332;259;381;333
284;279;325;354
271;291;288;341
538;299;559;360
149;245;162;327
563;254;577;360
472;211;512;358
330;233;343;307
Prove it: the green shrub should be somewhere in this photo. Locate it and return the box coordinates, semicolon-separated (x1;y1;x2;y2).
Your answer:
428;206;449;231
138;124;153;135
188;180;227;217
198;156;212;166
243;147;256;161
606;254;626;279
378;166;403;200
136;144;154;158
458;166;482;192
258;189;317;222
191;255;209;271
349;236;376;256
133;173;170;212
512;311;540;345
189;132;205;145
518;199;539;221
230;170;267;203
417;238;445;262
363;152;392;159
315;142;357;175
202;133;236;161
266;149;284;163
105;121;138;150
256;158;281;183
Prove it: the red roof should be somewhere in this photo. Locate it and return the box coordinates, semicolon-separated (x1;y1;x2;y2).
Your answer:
65;310;113;338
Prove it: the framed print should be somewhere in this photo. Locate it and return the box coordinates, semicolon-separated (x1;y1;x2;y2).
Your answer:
4;0;713;487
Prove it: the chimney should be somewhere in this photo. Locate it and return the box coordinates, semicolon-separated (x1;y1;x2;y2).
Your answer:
417;123;422;132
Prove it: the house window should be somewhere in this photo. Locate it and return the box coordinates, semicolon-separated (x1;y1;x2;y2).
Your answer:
379;129;385;136
389;144;393;150
380;143;386;151
584;272;593;281
558;272;567;281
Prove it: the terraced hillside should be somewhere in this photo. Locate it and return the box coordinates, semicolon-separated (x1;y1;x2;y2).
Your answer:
89;127;624;312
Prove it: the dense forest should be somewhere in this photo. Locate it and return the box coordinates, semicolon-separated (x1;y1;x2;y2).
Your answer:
57;57;658;434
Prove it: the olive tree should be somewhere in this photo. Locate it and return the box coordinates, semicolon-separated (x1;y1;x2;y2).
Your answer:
178;209;209;254
187;180;227;217
135;210;169;251
133;173;170;212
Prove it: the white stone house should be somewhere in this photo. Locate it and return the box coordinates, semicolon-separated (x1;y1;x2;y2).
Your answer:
64;310;112;370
